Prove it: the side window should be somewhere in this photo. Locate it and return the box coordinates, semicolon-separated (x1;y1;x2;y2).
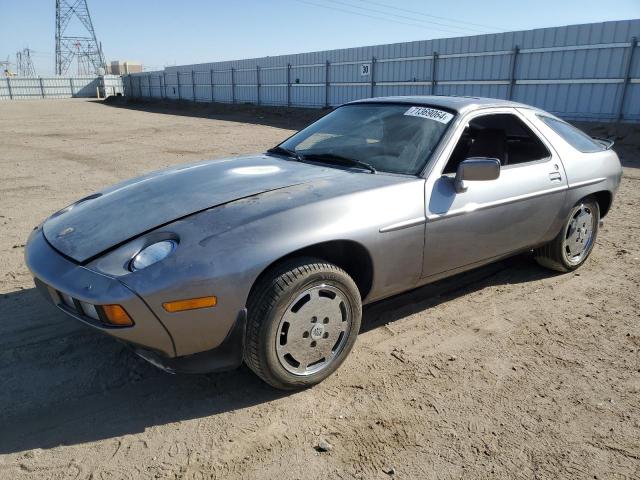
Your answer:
537;115;604;153
443;113;551;174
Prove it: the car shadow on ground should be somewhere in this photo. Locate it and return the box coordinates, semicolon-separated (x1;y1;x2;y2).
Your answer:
98;97;329;131
361;254;556;333
0;254;555;454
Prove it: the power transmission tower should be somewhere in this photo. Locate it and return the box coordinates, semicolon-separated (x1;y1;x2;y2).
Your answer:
55;0;106;75
16;48;37;77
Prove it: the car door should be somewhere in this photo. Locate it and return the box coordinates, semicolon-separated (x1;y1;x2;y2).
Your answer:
421;108;568;279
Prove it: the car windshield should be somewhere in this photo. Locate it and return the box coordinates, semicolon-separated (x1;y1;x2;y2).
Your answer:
277;104;456;175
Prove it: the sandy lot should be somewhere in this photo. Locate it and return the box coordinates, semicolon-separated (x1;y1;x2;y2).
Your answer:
0;99;638;480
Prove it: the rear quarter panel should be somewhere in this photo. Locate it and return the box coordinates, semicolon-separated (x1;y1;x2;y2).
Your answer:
518;108;623;216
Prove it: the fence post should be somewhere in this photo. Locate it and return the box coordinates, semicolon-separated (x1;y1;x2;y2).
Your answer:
177;71;181;100
431;52;438;95
256;65;261;106
192;69;196;102
39;77;45;98
231;68;236;104
507;45;520;100
370;56;376;98
325;60;330;108
287;63;291;107
210;69;214;102
162;72;166;98
618;37;637;122
159;75;162;99
6;77;12;100
69;78;74;97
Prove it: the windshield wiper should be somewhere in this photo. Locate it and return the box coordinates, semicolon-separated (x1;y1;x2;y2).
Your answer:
267;148;377;174
266;145;304;162
302;152;377;174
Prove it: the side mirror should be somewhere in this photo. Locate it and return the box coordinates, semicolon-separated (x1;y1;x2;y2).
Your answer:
454;157;501;193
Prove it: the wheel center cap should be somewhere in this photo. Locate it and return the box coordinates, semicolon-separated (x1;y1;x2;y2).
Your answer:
310;324;325;340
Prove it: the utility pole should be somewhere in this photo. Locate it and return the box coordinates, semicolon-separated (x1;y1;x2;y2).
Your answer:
55;0;106;75
0;57;12;76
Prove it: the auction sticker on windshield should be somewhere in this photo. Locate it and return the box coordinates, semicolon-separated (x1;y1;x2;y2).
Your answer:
404;106;454;124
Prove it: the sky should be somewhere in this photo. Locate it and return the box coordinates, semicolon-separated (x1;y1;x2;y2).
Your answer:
1;0;639;75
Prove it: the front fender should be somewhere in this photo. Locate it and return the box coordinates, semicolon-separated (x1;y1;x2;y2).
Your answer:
88;176;425;356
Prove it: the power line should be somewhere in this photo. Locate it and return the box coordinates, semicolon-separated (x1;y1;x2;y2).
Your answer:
293;0;475;35
355;0;505;31
322;0;493;34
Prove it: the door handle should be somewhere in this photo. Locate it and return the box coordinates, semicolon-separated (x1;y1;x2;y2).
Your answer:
549;172;562;182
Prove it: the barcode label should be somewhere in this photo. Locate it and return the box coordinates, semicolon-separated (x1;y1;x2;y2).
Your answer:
404;106;454;124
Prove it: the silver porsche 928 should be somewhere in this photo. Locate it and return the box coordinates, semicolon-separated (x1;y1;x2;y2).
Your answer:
25;96;622;390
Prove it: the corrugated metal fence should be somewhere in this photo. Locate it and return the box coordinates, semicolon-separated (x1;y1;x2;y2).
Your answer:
0;75;124;100
125;19;640;122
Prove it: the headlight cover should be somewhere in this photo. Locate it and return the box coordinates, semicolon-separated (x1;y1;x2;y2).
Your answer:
130;240;177;271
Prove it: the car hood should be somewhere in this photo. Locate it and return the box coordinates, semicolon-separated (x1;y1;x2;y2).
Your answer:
42;155;339;263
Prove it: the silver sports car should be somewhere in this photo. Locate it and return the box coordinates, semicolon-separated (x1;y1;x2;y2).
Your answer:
25;96;622;389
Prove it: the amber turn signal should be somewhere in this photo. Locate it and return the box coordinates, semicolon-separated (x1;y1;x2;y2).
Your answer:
102;304;134;326
162;296;217;313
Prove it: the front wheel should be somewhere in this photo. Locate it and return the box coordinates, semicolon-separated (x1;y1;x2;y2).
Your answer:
534;197;600;272
244;258;362;390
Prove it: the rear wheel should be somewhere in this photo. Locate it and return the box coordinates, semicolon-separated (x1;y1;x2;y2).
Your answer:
244;258;362;390
534;197;600;272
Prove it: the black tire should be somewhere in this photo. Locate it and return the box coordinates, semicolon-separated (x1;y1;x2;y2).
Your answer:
534;197;600;272
244;257;362;390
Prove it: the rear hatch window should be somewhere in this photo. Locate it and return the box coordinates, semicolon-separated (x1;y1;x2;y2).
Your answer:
537;115;605;153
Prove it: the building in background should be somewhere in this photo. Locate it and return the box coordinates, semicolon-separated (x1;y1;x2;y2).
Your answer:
108;60;142;75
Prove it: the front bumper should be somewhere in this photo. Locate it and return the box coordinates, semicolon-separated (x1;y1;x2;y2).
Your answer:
25;228;247;373
25;228;176;357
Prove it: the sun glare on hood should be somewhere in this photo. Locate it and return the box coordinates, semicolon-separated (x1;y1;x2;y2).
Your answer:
231;166;281;175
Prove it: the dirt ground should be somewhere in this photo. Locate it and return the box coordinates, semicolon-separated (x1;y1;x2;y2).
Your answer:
0;99;638;480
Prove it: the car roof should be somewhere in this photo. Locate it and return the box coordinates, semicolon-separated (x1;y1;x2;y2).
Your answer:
346;95;539;115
